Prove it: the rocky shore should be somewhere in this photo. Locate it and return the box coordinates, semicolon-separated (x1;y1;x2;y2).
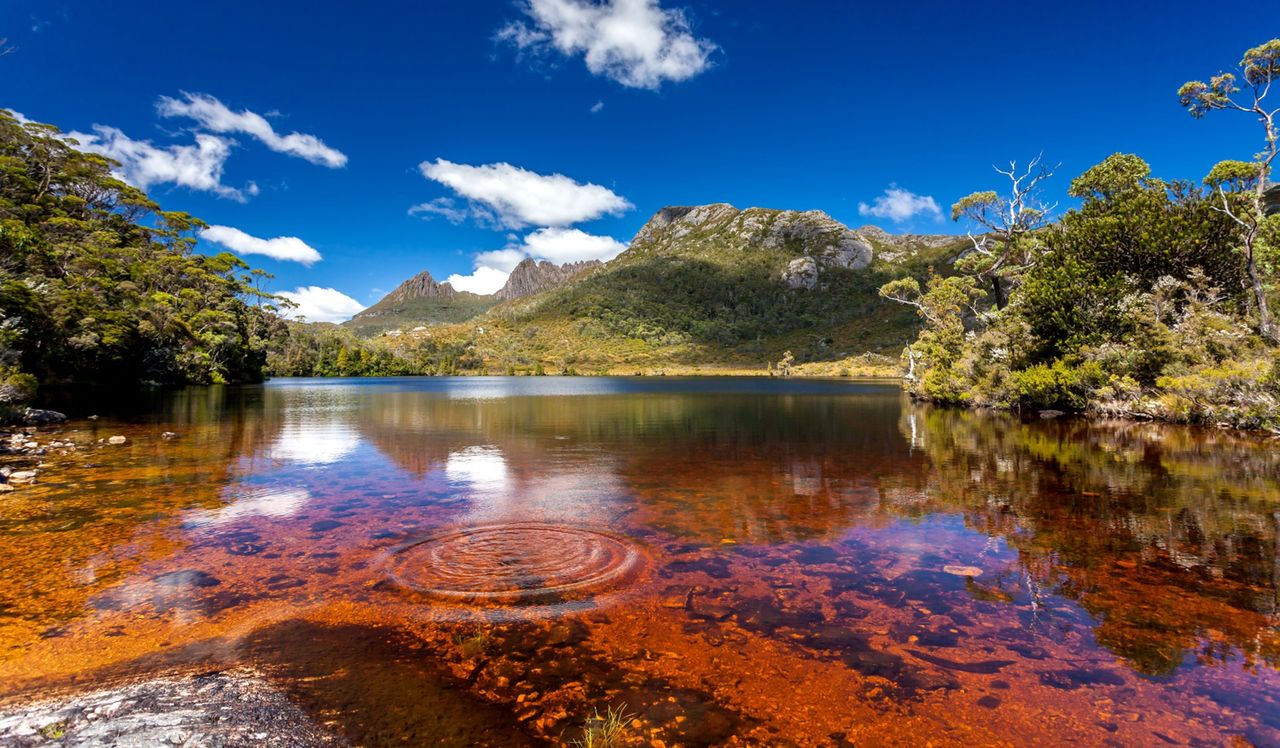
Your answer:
0;670;344;748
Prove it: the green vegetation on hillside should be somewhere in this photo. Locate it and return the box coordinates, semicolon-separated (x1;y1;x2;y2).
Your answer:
394;206;968;374
882;39;1280;432
267;322;481;377
344;293;496;337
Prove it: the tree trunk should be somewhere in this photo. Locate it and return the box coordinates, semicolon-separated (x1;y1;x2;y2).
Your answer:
1246;241;1277;343
990;275;1007;310
1251;156;1278;344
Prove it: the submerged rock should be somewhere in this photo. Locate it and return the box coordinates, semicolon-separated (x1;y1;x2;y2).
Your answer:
7;470;37;484
107;435;127;445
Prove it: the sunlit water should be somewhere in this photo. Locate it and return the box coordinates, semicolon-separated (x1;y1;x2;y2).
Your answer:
1;377;1278;746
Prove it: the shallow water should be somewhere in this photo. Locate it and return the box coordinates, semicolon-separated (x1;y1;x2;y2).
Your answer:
2;377;1278;746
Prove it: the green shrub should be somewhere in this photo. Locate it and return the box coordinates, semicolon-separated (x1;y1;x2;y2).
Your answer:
1010;359;1106;411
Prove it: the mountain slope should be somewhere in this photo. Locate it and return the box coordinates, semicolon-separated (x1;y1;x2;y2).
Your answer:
345;272;496;336
345;260;603;337
385;204;968;374
495;259;602;301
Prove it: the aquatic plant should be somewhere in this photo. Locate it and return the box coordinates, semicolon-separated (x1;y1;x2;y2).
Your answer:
452;630;490;660
572;703;634;748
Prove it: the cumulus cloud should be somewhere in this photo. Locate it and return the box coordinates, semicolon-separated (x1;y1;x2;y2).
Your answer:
418;158;631;229
68;125;251;201
446;228;627;295
498;0;716;90
858;186;943;223
474;248;529;273
157;92;347;168
276;286;366;323
201;225;322;265
520;226;627;264
446;266;513;295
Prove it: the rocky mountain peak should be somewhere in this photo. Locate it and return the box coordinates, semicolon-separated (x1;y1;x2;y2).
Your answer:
382;271;459;302
495;258;602;301
628;203;875;291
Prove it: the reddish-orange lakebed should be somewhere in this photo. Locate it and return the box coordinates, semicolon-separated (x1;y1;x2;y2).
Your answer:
1;377;1277;746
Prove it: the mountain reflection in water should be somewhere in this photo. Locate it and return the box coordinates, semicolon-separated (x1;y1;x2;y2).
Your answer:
0;377;1277;745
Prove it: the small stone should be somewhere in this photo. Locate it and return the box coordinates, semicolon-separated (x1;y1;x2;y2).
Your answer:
23;441;38;449
1039;409;1065;419
8;470;37;484
943;565;983;577
108;436;127;445
161;432;178;440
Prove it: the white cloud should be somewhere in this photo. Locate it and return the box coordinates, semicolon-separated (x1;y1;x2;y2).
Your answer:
474;248;529;273
521;226;627;264
68;125;249;201
419;158;631;229
446;228;626;295
590;100;604;113
201;225;322;265
157;92;347;168
498;0;716;90
446;266;513;295
858;186;942;223
276;286;366;323
408;196;469;224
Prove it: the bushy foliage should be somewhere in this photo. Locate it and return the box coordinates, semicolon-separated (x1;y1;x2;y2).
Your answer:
885;153;1280;432
0;110;287;393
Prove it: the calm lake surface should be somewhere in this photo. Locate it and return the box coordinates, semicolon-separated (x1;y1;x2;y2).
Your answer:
2;377;1279;746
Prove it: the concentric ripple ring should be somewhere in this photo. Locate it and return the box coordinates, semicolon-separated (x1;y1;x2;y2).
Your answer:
386;523;645;605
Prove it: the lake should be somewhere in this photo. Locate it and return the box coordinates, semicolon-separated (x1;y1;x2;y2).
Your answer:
1;377;1278;745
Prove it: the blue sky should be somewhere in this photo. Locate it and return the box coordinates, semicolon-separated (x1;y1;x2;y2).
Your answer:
3;0;1276;321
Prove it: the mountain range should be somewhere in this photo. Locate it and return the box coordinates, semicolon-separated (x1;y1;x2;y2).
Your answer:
345;204;968;373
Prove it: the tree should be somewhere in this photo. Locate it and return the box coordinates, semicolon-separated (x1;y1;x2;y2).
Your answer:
879;270;984;401
950;155;1057;309
776;350;794;376
1019;154;1245;359
0;109;283;391
1179;38;1280;342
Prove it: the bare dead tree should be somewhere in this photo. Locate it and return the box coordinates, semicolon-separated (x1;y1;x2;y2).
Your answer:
950;154;1058;309
1180;39;1280;342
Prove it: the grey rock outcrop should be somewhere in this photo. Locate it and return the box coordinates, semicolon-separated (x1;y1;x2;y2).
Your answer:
783;257;819;290
495;259;602;301
21;408;66;425
380;271;460;303
631;204;876;291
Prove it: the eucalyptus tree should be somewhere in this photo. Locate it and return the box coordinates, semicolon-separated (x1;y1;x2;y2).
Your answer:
1179;38;1280;342
949;155;1057;309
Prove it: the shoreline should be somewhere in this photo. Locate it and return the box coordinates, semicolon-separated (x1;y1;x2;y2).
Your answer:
0;668;344;747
